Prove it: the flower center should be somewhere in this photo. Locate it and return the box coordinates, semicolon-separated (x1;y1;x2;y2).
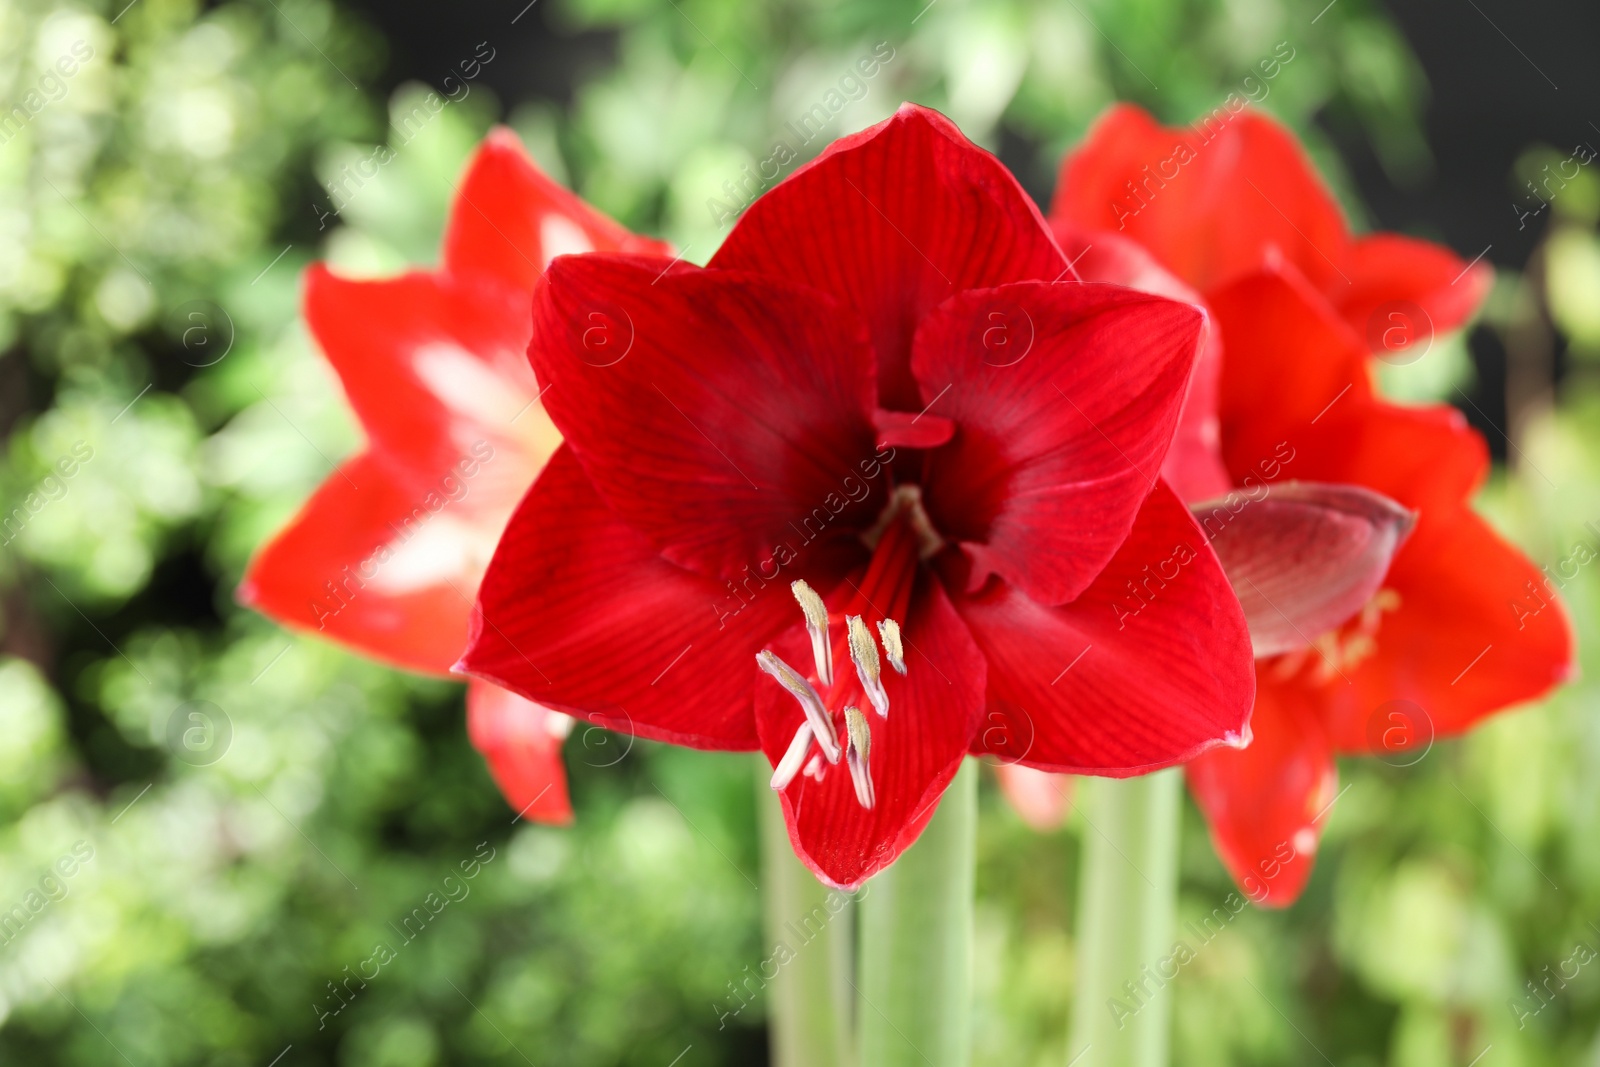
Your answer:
863;483;945;559
1267;587;1401;684
757;511;924;810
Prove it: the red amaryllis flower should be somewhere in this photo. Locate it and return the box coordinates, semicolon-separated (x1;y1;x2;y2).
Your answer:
239;129;666;823
459;103;1257;889
1050;107;1576;904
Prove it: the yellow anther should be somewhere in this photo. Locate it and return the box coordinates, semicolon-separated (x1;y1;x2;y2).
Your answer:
757;650;841;762
843;705;874;809
877;618;906;675
791;579;833;685
847;615;890;717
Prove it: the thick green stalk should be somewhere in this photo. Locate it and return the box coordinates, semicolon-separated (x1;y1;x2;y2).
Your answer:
757;759;855;1067
857;760;977;1067
1068;769;1182;1067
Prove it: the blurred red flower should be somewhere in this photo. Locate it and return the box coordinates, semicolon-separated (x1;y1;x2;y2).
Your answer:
1053;102;1493;347
1050;105;1576;904
240;129;666;825
460;104;1257;889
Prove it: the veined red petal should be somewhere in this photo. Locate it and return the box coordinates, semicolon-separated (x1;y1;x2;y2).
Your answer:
914;282;1204;605
1185;676;1338;908
1052;104;1349;294
302;266;553;498
466;680;573;824
1051;223;1232;502
442;126;670;293
1197;482;1415;657
957;480;1255;774
240;452;494;675
1209;263;1373;483
529;254;884;583
1340;233;1493;343
460;447;859;750
711;103;1067;411
757;568;986;890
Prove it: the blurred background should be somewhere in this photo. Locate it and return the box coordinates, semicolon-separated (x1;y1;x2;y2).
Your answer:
1;0;1597;1063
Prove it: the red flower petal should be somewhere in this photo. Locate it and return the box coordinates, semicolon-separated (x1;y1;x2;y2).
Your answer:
1339;233;1493;343
1319;508;1576;749
1055;106;1495;360
957;480;1255;773
249;132;666;678
441;126;670;293
1051;223;1232;502
711;103;1067;410
756;568;986;890
914;281;1204;605
302;266;553;496
1209;263;1373;483
466;680;573;824
1281;401;1487;546
1052;104;1349;294
240;452;492;674
873;408;955;451
1185;676;1338;907
460;447;855;750
529;254;885;582
1197;482;1415;658
1250;400;1573;745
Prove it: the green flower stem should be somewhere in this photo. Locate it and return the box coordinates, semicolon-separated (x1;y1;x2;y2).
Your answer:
857;759;977;1067
757;758;856;1067
1068;769;1182;1067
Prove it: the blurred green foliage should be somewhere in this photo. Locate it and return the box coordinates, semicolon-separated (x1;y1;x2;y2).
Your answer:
1;0;1597;1064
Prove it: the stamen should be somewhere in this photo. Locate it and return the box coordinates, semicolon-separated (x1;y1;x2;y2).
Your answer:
757;650;842;762
791;579;833;686
847;615;890;718
877;618;906;675
843;705;875;809
803;754;825;781
770;722;813;790
1266;587;1403;686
